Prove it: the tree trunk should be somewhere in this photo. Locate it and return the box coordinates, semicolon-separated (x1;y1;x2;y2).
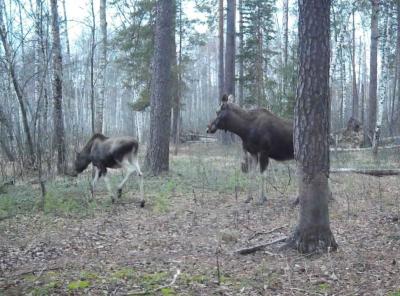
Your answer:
218;0;224;98
391;1;400;135
224;0;236;96
0;106;14;161
96;0;107;133
50;0;66;174
283;0;289;70
172;0;182;155
351;10;359;120
238;0;243;105
145;0;175;175
286;0;337;254
61;0;71;61
90;0;95;134
367;0;379;146
374;1;387;155
0;0;35;166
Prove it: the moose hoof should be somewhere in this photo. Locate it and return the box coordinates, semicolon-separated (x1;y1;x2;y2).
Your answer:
139;200;145;208
111;196;115;203
117;188;122;199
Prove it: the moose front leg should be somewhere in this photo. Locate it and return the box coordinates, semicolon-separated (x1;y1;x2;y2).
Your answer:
258;153;269;205
91;167;100;200
97;167;115;203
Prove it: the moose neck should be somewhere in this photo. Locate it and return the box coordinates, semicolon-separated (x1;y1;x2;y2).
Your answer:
225;111;252;140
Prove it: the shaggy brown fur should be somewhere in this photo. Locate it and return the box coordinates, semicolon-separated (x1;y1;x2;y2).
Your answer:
207;95;294;173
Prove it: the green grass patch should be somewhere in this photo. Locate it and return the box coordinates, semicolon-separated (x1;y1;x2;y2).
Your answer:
67;280;91;290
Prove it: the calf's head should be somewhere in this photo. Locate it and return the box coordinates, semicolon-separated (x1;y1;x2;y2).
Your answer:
206;94;233;133
73;151;90;174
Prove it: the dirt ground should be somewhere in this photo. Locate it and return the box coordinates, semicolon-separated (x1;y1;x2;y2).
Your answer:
0;143;400;295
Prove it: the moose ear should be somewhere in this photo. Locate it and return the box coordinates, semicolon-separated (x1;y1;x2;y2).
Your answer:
228;94;234;102
221;94;228;103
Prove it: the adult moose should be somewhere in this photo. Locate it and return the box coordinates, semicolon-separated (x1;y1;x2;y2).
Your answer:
206;94;294;203
73;134;143;204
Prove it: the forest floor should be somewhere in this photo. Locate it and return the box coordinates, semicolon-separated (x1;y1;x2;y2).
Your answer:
0;142;400;295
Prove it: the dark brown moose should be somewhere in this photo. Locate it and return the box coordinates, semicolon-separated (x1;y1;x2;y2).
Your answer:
206;94;294;202
73;134;143;203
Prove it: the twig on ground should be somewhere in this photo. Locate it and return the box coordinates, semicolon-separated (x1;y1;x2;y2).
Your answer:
235;237;287;255
247;225;287;241
128;269;181;295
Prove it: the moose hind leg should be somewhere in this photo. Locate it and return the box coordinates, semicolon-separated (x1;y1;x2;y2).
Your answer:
117;162;136;199
132;156;145;207
101;169;115;203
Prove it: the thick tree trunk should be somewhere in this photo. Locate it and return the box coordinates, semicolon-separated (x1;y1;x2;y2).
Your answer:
374;1;387;155
96;0;107;133
0;0;35;166
50;0;66;174
218;0;224;98
145;0;175;175
367;0;379;146
224;0;236;96
286;0;337;254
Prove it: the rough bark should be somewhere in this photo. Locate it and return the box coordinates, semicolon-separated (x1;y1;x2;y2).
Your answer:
50;0;66;174
367;0;379;146
286;0;337;254
218;0;224;98
145;0;175;175
224;0;236;96
96;0;107;133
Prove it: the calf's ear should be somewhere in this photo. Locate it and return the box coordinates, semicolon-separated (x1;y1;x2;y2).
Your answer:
228;94;234;102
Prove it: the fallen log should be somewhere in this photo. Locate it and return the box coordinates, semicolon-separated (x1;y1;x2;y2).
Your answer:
330;144;400;152
331;168;400;177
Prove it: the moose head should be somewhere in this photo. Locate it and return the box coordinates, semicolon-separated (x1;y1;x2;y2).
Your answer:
206;94;234;133
73;150;91;174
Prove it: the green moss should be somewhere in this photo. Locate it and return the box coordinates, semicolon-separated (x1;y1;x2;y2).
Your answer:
67;280;90;290
161;287;176;296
